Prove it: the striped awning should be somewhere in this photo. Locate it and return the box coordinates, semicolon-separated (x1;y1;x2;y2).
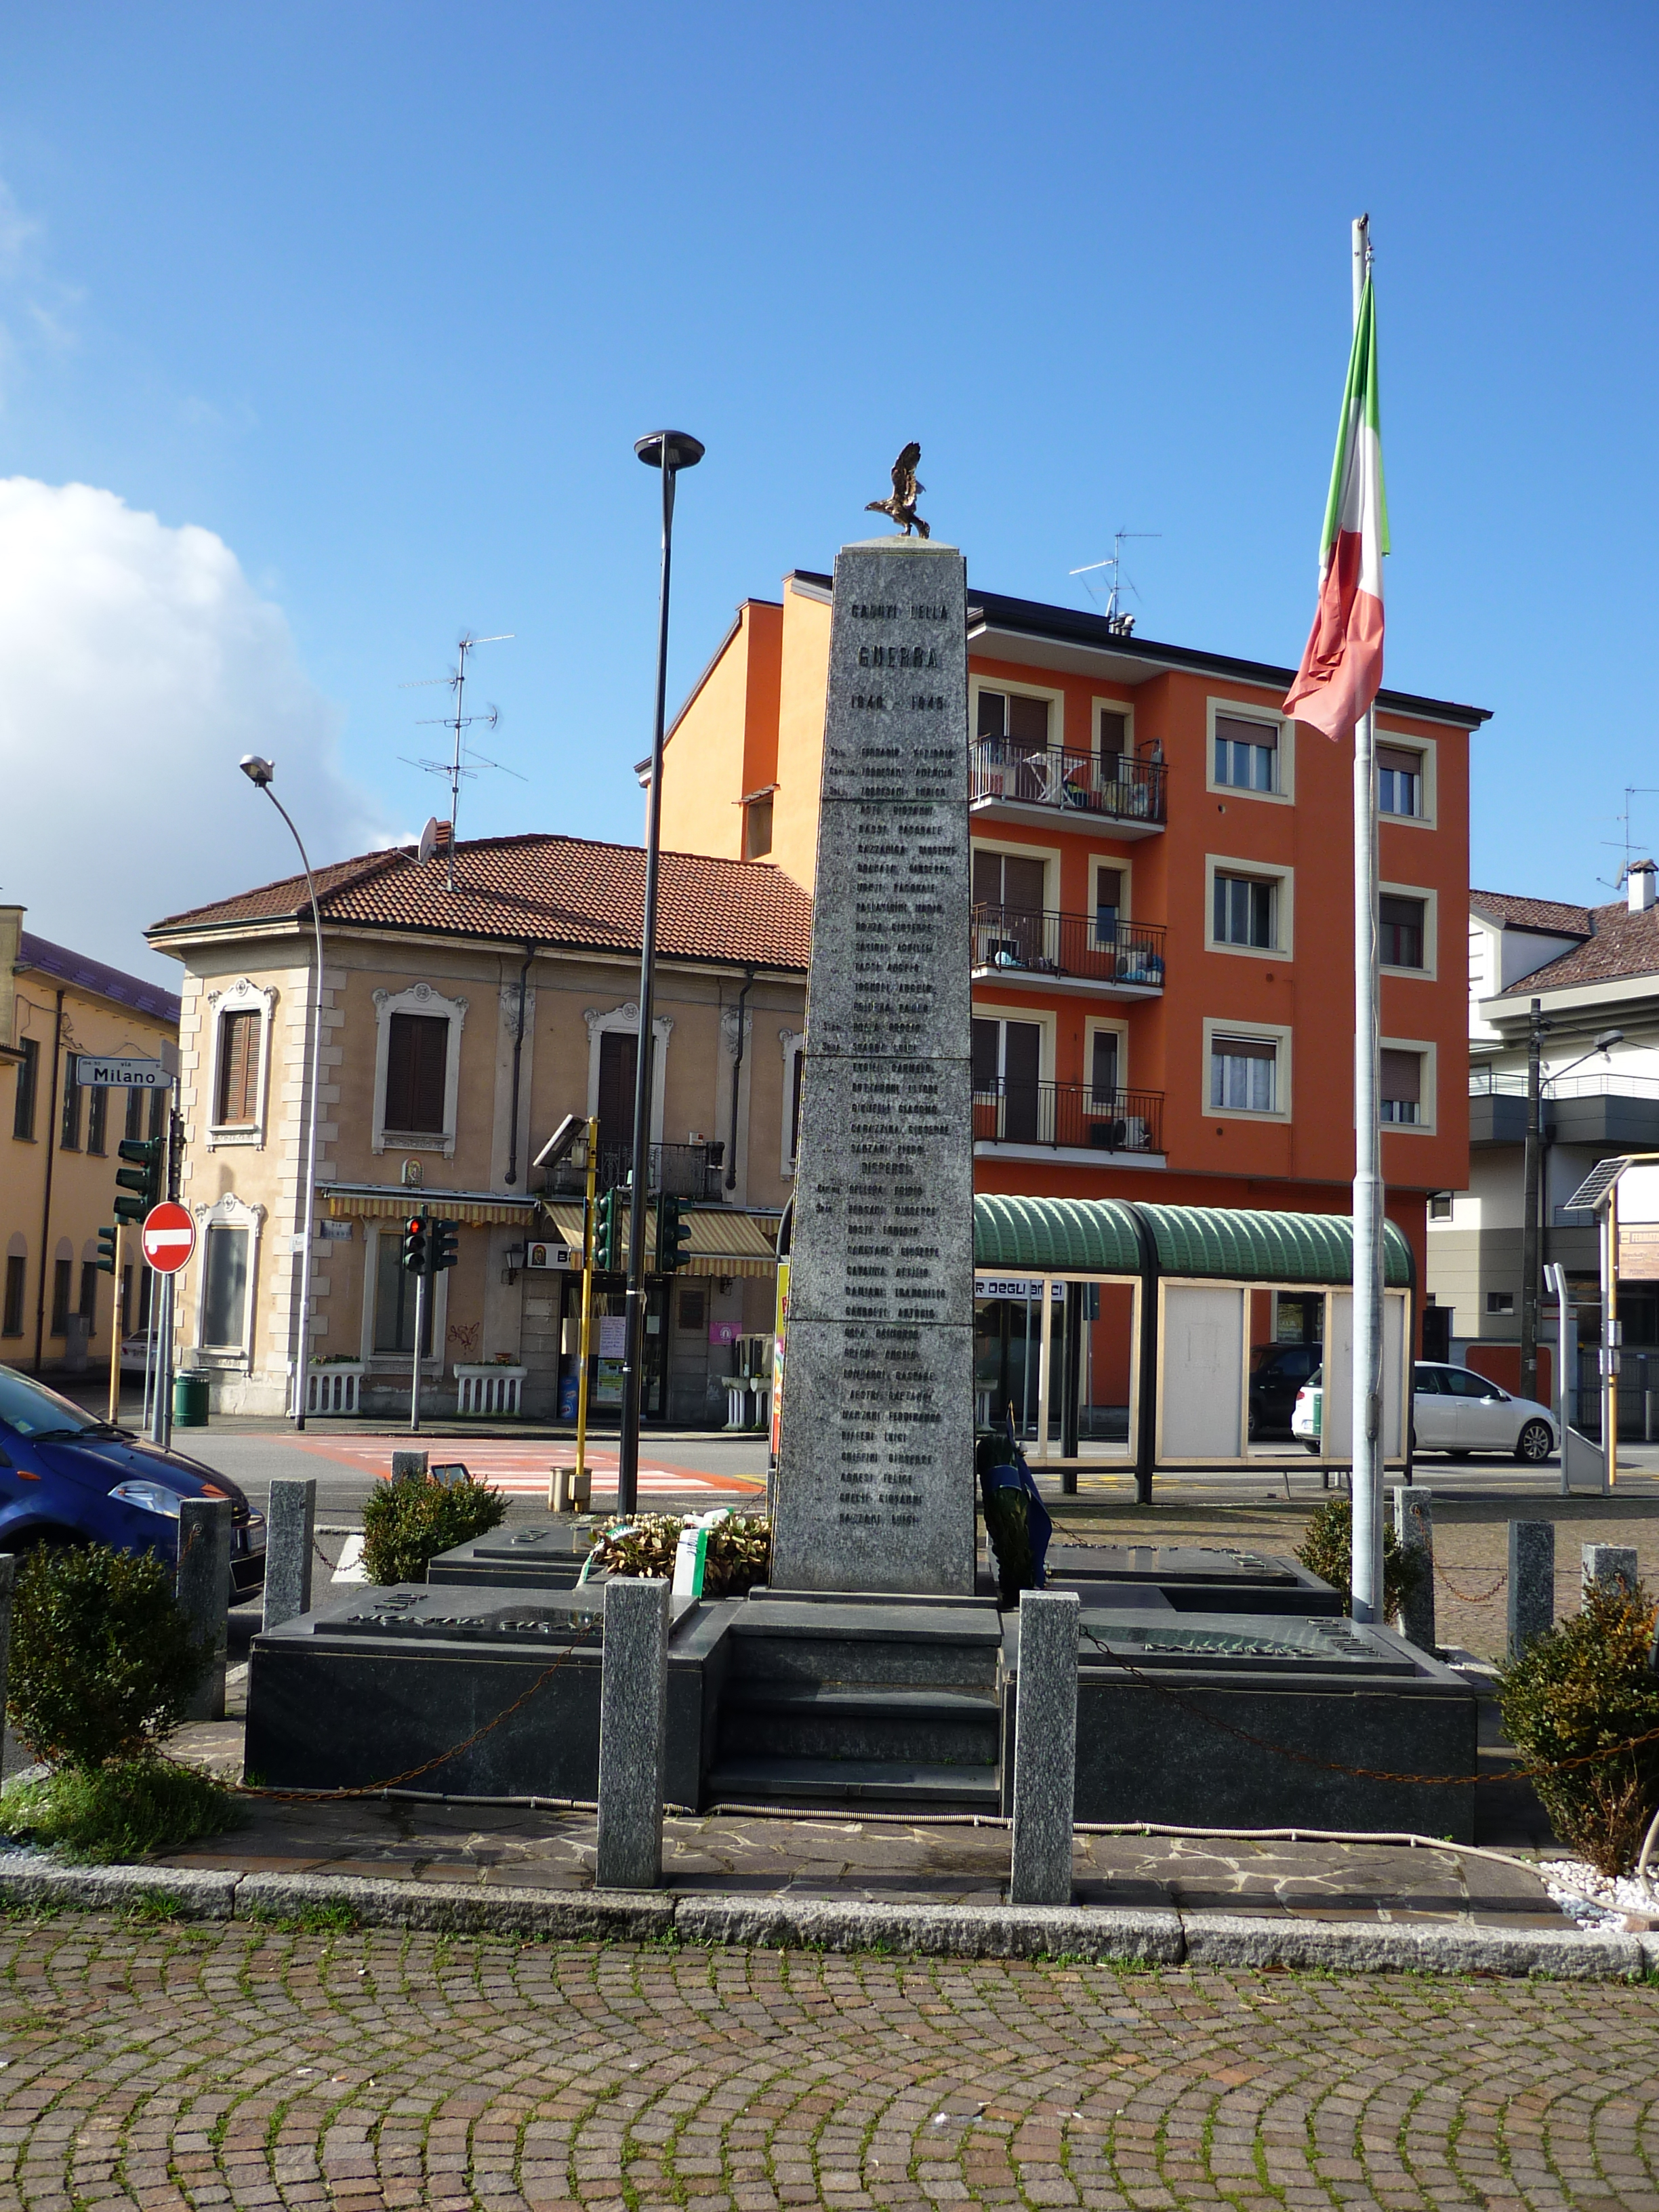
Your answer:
542;1202;781;1279
321;1183;539;1229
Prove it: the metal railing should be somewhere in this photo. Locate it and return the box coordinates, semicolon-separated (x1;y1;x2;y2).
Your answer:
972;1079;1164;1155
545;1138;725;1201
971;905;1166;989
1470;1067;1659;1099
970;739;1167;825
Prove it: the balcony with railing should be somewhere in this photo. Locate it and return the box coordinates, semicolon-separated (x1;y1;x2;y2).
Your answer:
971;905;1166;996
1468;1065;1659;1151
969;740;1166;836
545;1138;726;1202
972;1080;1164;1158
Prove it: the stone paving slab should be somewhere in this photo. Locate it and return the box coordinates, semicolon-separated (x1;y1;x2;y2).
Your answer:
138;1788;1575;1927
2;1906;1658;2211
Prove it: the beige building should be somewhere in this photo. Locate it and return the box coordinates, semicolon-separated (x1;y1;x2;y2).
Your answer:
146;829;810;1422
1;908;181;1376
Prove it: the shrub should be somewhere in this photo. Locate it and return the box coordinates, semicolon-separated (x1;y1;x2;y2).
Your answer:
361;1470;507;1584
0;1759;237;1865
6;1544;210;1769
1497;1579;1659;1875
588;1513;771;1598
1293;1497;1424;1624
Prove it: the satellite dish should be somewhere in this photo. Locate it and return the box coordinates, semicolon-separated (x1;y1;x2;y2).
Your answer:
417;816;439;866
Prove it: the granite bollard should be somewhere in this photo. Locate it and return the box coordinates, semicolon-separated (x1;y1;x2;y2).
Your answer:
1582;1544;1639;1603
1010;1589;1080;1908
1391;1487;1435;1652
178;1497;232;1722
1508;1521;1555;1656
596;1576;670;1890
390;1451;428;1483
263;1477;317;1632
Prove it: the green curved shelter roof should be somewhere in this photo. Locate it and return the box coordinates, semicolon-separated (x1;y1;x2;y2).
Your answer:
972;1197;1413;1288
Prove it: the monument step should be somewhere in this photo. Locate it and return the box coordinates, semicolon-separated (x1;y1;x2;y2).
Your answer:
718;1682;1000;1766
705;1755;1001;1813
724;1631;999;1689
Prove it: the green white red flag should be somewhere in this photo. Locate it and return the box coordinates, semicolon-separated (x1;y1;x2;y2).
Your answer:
1282;270;1389;739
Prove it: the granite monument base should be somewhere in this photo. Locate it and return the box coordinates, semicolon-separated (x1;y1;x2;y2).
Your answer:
1044;1544;1343;1618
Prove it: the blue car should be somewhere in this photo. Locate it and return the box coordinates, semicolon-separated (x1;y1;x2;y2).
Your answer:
0;1367;266;1599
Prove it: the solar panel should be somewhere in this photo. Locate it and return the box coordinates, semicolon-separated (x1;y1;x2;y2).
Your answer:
1565;1157;1628;1214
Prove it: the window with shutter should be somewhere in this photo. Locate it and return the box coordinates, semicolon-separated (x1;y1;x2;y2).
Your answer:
1379;895;1427;969
217;1010;260;1125
385;1013;450;1133
1210;1033;1278;1113
1214;714;1279;792
1380;1048;1425;1124
597;1030;638;1151
1377;744;1422;817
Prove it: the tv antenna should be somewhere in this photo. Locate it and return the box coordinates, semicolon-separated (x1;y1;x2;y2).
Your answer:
1070;529;1160;634
1597;785;1659;893
399;632;519;890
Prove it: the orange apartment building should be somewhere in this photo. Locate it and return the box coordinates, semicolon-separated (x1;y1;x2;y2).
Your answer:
657;569;1488;1329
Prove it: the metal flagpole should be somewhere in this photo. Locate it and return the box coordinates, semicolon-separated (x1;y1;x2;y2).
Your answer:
1349;211;1386;1624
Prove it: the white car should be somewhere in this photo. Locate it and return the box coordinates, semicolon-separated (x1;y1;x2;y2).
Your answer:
1292;1360;1558;1465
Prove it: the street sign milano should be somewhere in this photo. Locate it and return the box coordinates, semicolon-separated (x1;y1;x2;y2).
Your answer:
73;1054;177;1092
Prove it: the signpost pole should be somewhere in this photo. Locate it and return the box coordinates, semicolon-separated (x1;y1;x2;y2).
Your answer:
158;1274;175;1452
575;1115;598;1492
411;1270;426;1435
106;1224;122;1426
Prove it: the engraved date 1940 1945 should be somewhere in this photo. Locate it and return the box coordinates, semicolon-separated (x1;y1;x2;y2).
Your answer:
851;693;947;712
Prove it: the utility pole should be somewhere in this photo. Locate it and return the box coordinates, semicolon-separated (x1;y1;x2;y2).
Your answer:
1519;998;1550;1404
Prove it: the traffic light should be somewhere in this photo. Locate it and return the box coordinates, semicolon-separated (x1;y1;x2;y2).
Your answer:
401;1214;429;1274
95;1226;119;1275
112;1136;163;1227
431;1220;459;1273
594;1187;622;1273
657;1194;692;1275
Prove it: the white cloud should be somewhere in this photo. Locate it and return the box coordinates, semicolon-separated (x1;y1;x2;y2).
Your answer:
0;477;392;983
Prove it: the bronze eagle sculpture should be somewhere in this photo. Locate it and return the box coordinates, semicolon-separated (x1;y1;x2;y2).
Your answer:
865;442;929;538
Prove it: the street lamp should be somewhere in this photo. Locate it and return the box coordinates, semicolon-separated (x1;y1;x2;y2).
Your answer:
617;430;704;1516
239;754;326;1429
1520;1011;1625;1404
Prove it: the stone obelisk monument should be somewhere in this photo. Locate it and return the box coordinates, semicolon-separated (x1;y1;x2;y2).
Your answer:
770;522;975;1595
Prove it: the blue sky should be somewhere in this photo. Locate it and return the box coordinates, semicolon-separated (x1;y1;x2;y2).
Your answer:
1;1;1655;975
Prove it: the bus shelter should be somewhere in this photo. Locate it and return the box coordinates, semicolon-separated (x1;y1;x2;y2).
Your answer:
972;1196;1414;1500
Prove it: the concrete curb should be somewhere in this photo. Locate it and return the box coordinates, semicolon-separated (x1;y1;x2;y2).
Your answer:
675;1896;1185;1963
0;1858;1650;1979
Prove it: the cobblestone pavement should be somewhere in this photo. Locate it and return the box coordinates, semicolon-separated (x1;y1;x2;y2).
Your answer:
3;1911;1659;2210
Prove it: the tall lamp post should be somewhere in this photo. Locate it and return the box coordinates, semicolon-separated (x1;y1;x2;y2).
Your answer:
617;428;704;1517
239;755;326;1429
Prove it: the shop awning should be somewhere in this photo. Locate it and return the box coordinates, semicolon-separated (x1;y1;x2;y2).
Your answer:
972;1195;1414;1288
541;1202;782;1279
321;1183;540;1229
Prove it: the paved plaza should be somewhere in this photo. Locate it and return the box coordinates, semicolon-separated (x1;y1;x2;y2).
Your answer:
3;1910;1659;2210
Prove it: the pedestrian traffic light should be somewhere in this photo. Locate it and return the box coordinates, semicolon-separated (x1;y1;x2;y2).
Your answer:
401;1214;429;1274
95;1225;119;1275
112;1136;163;1227
431;1220;459;1273
594;1187;622;1273
657;1194;693;1275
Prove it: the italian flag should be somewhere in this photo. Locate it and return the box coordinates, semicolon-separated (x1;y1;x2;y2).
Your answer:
1282;270;1389;739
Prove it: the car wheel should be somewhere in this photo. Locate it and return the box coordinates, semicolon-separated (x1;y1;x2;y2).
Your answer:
1515;1419;1553;1465
1302;1440;1322;1455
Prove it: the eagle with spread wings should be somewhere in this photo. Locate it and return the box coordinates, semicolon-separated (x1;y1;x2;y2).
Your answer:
865;442;930;538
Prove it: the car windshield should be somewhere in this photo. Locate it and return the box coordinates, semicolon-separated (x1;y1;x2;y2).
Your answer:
0;1368;106;1439
1305;1368;1322;1389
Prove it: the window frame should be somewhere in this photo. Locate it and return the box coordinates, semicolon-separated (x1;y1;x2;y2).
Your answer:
582;1000;672;1153
1202;1017;1294;1123
60;1062;83;1151
1379;882;1438;979
1090;695;1136;771
190;1192;265;1367
1206;696;1295;806
780;1027;806;1179
360;1221;450;1374
1204;854;1294;960
12;1037;39;1141
969;675;1066;754
1;1252;24;1337
86;1084;108;1157
203;977;279;1150
1378;1036;1437;1134
1084;1014;1130;1106
371;981;469;1158
1376;726;1438;829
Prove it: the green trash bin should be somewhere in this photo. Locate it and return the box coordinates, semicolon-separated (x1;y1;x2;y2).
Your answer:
173;1373;210;1428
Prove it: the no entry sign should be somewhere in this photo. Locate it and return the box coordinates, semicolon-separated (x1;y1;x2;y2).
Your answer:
141;1202;197;1275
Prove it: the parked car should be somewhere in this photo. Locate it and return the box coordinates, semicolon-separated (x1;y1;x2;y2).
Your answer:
1248;1342;1322;1439
0;1367;266;1595
1292;1361;1558;1465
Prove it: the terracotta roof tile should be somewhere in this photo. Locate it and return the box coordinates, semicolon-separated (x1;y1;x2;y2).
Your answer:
1496;899;1659;996
147;832;813;972
1469;889;1594;936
